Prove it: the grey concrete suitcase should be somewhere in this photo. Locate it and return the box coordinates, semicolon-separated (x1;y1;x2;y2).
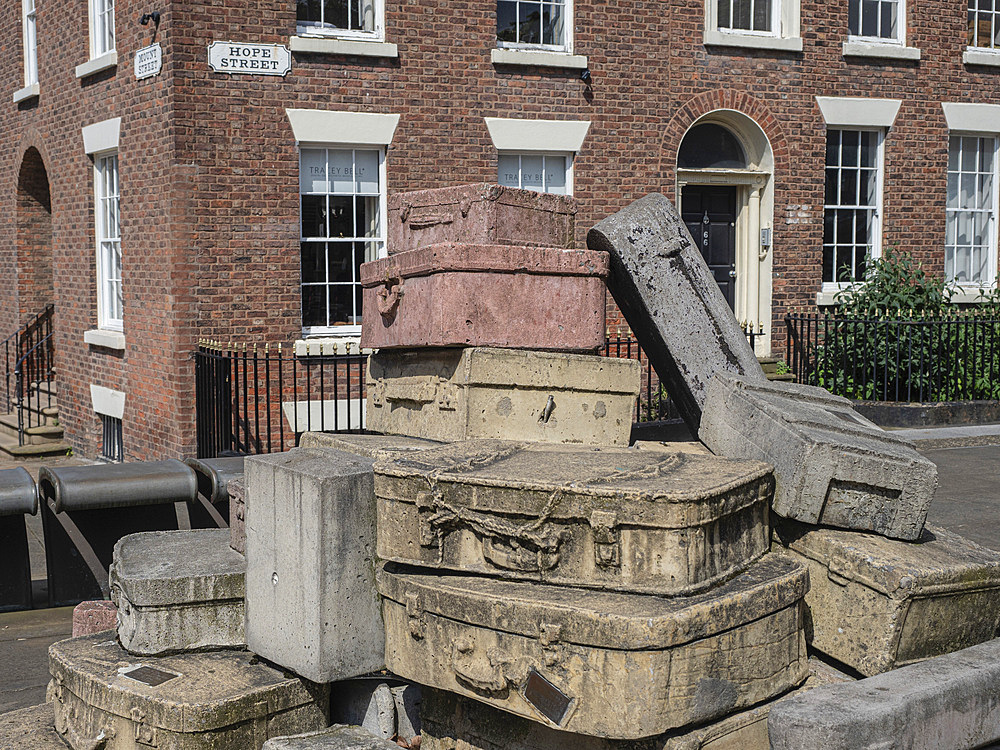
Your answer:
48;633;328;750
375;439;773;596
110;529;246;656
298;431;441;459
700;372;937;540
366;347;640;446
418;658;852;750
378;554;809;739
775;519;1000;676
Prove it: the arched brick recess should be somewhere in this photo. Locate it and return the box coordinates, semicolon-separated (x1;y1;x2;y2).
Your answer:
15;147;53;319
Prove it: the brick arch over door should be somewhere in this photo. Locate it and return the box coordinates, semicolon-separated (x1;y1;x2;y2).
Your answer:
15;146;53;320
661;91;789;181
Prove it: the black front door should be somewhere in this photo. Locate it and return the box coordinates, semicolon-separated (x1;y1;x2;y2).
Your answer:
681;185;738;310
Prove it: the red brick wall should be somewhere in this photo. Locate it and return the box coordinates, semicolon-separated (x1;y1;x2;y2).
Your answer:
1;0;997;458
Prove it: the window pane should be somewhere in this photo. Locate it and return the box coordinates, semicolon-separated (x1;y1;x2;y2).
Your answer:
753;0;771;31
329;285;354;325
520;155;545;191
329;150;354;193
358;196;380;238
301;149;328;193
302;286;327;327
498;154;520;187
733;0;751;29
298;0;321;23
518;2;542;44
328;243;352;282
544;156;567;194
355;150;379;194
718;0;731;28
861;0;878;36
329;196;354;238
849;0;861;34
324;0;348;28
823;130;881;283
543;2;565;46
301;195;327;238
301;242;327;283
497;1;518;42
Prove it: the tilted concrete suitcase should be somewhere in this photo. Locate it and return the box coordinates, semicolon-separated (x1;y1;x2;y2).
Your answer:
366;348;640;446
388;183;576;253
418;658;852;750
379;554;809;739
375;440;773;596
775;519;1000;676
110;529;246;655
48;633;329;750
360;243;608;352
586;193;767;434
228;476;246;554
700;372;937;540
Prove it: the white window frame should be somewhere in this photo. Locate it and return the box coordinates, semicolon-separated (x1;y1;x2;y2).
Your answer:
704;0;802;51
496;0;573;53
94;151;123;331
821;128;886;291
23;0;37;87
298;145;388;337
296;0;385;41
498;152;574;195
89;0;115;58
847;0;905;44
946;133;999;288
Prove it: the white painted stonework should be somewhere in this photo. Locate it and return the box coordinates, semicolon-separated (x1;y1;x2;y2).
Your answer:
82;117;121;155
208;41;291;76
816;97;902;128
90;384;125;419
285;109;400;145
484;117;591;152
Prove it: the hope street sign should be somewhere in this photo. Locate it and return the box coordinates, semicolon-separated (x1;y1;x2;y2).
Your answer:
208;41;291;76
135;43;162;80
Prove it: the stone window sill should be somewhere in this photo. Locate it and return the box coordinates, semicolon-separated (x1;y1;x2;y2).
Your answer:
75;51;118;79
491;48;589;69
289;36;398;58
842;40;920;61
964;48;1000;67
13;83;39;104
294;336;363;356
84;328;126;350
949;287;996;304
703;29;803;52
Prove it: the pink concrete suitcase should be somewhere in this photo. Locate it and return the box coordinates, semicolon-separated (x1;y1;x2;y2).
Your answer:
360;243;608;351
388;183;576;253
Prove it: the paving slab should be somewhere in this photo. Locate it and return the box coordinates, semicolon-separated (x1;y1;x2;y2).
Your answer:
0;702;68;749
0;606;73;714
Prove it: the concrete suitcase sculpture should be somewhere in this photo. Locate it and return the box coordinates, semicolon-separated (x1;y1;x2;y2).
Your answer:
775;520;1000;676
418;659;852;750
299;431;441;459
699;372;937;540
388;183;576;253
110;529;246;655
227;476;245;554
366;348;640;446
360;243;608;352
48;633;329;750
587;192;766;433
375;440;773;596
244;448;384;683
379;554;809;739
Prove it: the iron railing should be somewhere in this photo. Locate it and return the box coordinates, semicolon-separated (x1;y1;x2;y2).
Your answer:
603;337;677;422
13;331;55;446
195;342;367;458
786;311;1000;402
3;304;53;413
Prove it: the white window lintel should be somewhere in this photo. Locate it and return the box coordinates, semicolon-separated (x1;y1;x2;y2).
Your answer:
90;384;125;418
485;117;591;152
82;117;121;155
286;109;400;145
816;97;901;128
942;103;1000;134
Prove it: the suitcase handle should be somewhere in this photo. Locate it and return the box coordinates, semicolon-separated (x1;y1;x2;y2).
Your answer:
384;377;439;404
63;723;113;750
482;535;561;573
376;275;404;317
451;638;532;695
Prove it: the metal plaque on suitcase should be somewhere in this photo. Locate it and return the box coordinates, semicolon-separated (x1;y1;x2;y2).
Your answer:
376;440;773;596
379;554;809;739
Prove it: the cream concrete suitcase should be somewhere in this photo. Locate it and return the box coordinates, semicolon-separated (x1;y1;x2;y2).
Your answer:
378;555;809;739
775;519;1000;676
48;633;328;750
375;440;773;596
366;347;640;446
418;658;852;750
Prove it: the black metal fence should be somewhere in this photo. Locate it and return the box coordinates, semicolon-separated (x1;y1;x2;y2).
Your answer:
194;338;675;459
3;304;53;413
786;312;1000;402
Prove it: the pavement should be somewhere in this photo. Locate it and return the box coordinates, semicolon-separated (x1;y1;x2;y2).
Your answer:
0;427;999;731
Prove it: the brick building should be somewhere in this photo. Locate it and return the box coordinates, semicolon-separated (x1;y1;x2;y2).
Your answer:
1;0;998;460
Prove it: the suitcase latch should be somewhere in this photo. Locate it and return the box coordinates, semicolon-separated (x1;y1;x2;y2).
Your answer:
406;592;424;639
436;381;458;411
370;381;386;408
131;708;158;747
590;510;620;567
539;622;563;667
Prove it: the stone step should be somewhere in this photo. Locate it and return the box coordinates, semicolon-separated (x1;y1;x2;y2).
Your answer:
0;434;71;458
0;414;64;444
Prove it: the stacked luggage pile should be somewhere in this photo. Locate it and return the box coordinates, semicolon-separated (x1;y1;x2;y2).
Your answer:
38;187;1000;750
